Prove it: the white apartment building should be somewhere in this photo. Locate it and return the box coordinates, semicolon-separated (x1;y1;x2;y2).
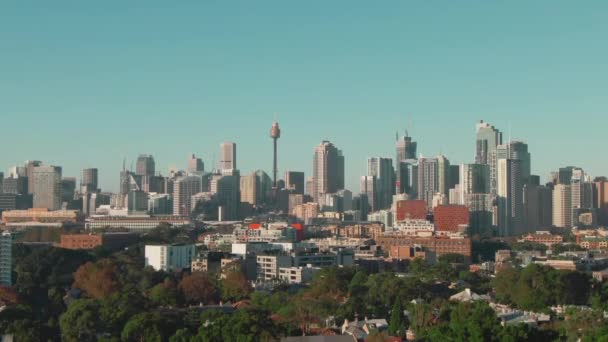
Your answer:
145;244;196;272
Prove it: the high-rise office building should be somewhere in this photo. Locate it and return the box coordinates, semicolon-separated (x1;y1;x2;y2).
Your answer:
220;142;237;170
360;175;377;212
595;179;608;226
81;168;99;192
61;177;77;204
553;184;572;228
240;170;272;206
437;155;451;197
25;160;42;194
173;176;202;216
475;122;503;197
524;183;553;231
396;131;417;194
312;141;344;202
188;154;204;174
459;164;490;201
495;141;531;236
0;231;18;286
32;165;62;210
367;157;394;210
475;121;503;165
397;159;418;197
136;155;155;177
417;157;438;208
211;172;240;220
285;171;305;195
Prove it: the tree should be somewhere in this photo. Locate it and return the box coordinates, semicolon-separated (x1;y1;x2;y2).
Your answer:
179;272;218;305
121;312;164;342
148;278;181;307
99;284;149;335
221;270;252;302
59;299;101;342
73;259;121;300
170;328;193;342
388;296;406;337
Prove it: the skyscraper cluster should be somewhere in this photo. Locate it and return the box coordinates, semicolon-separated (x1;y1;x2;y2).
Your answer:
1;118;607;234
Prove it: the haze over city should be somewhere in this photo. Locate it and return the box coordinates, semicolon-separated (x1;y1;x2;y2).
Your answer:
2;2;608;341
2;1;607;191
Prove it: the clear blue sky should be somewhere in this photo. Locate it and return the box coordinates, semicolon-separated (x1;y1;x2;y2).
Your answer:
1;1;607;191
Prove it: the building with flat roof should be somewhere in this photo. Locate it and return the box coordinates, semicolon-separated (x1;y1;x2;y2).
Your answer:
2;208;80;224
60;232;138;251
86;215;191;233
145;244;196;272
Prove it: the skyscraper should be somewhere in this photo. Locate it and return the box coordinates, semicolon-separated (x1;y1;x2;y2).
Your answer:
240;170;272;206
0;231;17;286
136;155;155;177
397;159;418;197
594;178;608;226
417;157;438;208
475;120;503;165
220;142;237;170
367;157;394;210
33;165;62;210
312;141;344;202
211;172;240;220
187;154;204;174
270;121;281;188
25;160;42;194
61;177;77;204
81;168;99;192
396;131;417;194
360;175;377;212
553;184;572;228
495;141;531;236
173;175;202;216
284;171;305;195
437;155;451;196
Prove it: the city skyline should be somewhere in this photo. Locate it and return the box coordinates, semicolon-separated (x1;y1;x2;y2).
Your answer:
2;1;608;191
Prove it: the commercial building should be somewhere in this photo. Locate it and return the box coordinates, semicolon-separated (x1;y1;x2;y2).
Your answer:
434;205;470;232
594;179;608;226
367;157;394;210
292;203;319;224
520;232;563;247
395;131;417;194
145;244;196;272
173;176;202;216
0;231;18;285
376;235;472;261
220;142;237;170
59;232;138;250
81;168;99;192
136;155;155;177
86;215;191;233
360;176;377;213
553;184;572;228
2;208;80;224
33;165;62;210
187;154;205;174
417;157;439;208
395;200;427;221
285;171;305;194
312;141;344;202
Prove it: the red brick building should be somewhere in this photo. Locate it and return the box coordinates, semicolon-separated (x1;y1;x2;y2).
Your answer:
434;205;470;232
60;232;138;251
396;200;427;221
376;234;472;261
